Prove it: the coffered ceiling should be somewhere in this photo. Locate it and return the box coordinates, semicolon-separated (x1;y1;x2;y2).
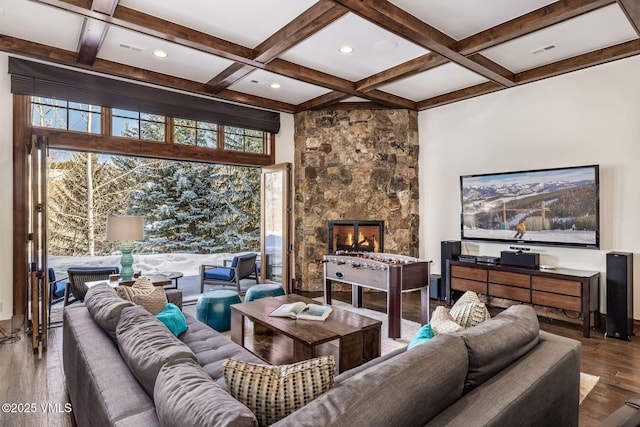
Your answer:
1;0;639;113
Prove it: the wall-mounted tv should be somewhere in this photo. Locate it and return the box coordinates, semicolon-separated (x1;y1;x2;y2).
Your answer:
460;165;600;248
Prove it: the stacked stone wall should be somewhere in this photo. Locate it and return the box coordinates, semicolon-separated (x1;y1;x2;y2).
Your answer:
294;109;420;291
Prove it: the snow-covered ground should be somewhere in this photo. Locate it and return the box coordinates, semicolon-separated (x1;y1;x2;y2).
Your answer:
48;252;242;279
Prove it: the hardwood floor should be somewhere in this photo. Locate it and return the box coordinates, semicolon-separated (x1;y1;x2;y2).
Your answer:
1;291;638;426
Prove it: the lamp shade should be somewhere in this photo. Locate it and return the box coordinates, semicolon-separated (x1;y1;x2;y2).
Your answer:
106;216;144;241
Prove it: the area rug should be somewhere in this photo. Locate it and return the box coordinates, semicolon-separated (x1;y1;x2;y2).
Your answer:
313;297;421;355
580;372;599;404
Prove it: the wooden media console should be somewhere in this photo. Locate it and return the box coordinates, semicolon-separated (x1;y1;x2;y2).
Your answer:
446;260;600;337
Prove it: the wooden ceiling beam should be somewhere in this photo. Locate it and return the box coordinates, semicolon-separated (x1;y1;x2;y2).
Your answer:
216;89;296;113
0;34;295;113
253;0;348;63
333;0;516;87
76;0;119;65
206;0;348;94
33;0;259;64
206;64;255;93
458;0;616;55
618;0;640;35
515;38;640;84
356;53;448;92
295;91;351;112
418;81;504;110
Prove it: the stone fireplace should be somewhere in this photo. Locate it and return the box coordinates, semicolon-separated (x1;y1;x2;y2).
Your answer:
294;109;420;291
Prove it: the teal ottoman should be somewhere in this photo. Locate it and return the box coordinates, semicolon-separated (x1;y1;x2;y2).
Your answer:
196;290;241;332
244;283;285;302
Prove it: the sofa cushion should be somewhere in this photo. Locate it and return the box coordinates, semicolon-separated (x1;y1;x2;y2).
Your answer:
132;286;169;315
84;282;135;341
271;334;468;427
450;291;491;328
455;304;540;393
430;306;463;334
155;358;257;427
155;303;188;336
116;305;197;397
223;356;335;427
179;313;266;389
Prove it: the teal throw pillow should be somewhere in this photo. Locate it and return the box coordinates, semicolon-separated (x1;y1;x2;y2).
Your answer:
155;303;188;336
407;323;434;350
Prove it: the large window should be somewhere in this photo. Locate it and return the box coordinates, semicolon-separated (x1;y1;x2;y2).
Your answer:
32;97;101;133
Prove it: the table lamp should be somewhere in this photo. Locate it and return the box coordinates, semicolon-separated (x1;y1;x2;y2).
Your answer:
106;215;144;281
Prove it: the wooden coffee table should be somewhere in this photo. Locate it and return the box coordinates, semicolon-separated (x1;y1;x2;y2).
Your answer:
231;294;381;373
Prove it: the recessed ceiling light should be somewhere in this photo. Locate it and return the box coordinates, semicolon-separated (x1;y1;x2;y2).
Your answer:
339;45;354;54
270;83;281;89
152;50;168;58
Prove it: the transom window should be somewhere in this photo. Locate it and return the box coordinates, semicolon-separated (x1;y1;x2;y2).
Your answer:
224;127;265;153
31;97;101;133
112;109;165;142
174;118;217;148
30;97;268;155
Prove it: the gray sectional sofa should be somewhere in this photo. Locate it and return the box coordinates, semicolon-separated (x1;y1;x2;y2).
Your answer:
63;283;582;426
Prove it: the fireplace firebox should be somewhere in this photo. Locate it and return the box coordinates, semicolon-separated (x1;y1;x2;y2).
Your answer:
327;220;384;253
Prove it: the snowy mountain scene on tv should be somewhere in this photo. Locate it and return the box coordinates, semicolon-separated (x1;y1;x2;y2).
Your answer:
460;165;599;248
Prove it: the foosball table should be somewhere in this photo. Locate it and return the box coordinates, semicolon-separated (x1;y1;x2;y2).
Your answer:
323;252;431;339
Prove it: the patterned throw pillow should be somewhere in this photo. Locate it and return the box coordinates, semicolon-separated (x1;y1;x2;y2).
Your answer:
430;306;463;335
450;291;491;329
223;356;335;427
117;277;168;315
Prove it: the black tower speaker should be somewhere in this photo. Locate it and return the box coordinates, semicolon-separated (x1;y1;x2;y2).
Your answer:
439;241;461;300
605;252;634;341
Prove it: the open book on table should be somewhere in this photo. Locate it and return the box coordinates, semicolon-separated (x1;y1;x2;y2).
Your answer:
269;301;333;321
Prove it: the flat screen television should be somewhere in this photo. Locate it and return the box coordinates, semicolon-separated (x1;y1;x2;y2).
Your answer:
460;165;600;248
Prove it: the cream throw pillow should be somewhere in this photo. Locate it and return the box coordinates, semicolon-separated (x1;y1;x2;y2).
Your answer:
450;291;491;329
223;356;335;427
117;277;167;315
430;306;463;335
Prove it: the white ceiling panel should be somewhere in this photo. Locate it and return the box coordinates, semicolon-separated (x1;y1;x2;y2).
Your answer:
279;13;428;82
481;4;639;73
230;69;331;105
119;0;318;49
98;26;234;83
389;0;556;40
379;63;489;101
0;0;83;51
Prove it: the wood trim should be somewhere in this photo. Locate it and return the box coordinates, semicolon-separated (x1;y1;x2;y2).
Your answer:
458;0;616;55
206;64;255;93
12;95;30;319
32;128;275;167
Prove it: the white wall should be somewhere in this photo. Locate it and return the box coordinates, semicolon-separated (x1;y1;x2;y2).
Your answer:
0;52;14;321
419;55;640;317
275;112;294;165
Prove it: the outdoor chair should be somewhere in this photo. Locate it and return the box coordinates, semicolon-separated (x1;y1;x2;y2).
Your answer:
48;268;68;327
64;266;120;306
200;253;258;294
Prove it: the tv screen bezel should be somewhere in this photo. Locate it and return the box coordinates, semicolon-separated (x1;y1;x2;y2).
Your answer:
460;164;600;249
